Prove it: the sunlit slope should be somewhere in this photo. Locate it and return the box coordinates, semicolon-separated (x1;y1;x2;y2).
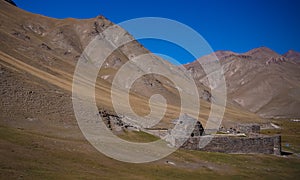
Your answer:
186;48;300;118
0;0;262;127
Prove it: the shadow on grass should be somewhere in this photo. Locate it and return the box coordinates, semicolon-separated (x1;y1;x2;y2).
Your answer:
281;151;293;156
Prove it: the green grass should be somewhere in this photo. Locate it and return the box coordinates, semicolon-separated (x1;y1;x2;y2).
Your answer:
118;130;159;143
260;119;300;153
1;124;300;179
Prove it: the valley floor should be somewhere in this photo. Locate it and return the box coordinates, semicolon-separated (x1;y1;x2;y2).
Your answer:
0;119;299;179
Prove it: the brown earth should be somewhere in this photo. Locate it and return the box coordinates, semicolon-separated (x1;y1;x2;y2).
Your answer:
185;47;300;118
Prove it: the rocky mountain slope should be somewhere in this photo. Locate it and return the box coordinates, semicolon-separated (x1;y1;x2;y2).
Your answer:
283;50;300;63
185;47;300;118
0;0;262;127
0;0;182;122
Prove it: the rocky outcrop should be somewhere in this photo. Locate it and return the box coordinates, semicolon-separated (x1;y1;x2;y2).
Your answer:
99;110;140;132
201;89;212;102
265;56;287;65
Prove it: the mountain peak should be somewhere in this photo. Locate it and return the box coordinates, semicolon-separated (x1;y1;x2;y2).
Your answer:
284;49;300;56
244;46;277;55
214;50;237;58
243;46;279;60
283;49;300;62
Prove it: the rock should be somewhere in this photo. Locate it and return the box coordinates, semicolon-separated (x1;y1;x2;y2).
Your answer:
201;89;212;102
266;56;287;65
39;43;52;50
11;31;30;41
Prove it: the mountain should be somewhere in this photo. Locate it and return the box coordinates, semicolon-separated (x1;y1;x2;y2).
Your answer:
0;0;262;127
0;0;183;122
185;47;300;118
283;50;300;63
1;1;300;179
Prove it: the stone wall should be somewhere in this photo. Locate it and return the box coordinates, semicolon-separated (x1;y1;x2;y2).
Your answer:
235;123;260;134
143;129;168;137
180;135;281;155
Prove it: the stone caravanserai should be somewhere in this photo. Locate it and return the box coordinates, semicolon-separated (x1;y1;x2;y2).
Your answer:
100;111;281;155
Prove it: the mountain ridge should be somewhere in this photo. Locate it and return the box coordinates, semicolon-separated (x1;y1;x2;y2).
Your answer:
185;46;299;66
0;0;264;130
185;46;300;118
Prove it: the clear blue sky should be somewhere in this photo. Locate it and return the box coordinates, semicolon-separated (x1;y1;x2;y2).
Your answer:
14;0;300;64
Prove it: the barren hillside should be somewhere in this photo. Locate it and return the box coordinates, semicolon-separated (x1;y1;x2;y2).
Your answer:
0;0;262;127
185;47;300;118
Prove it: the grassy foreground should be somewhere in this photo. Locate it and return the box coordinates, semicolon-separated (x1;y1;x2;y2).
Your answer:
1;119;300;180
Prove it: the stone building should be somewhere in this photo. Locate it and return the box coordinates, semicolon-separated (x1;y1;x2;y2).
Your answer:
181;134;281;155
235;123;260;134
99;110;282;155
164;114;205;147
166;115;281;155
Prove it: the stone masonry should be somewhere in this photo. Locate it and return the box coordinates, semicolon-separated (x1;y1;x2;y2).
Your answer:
180;134;281;155
166;115;281;155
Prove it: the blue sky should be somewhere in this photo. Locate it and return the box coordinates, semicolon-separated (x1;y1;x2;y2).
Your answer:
14;0;300;64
